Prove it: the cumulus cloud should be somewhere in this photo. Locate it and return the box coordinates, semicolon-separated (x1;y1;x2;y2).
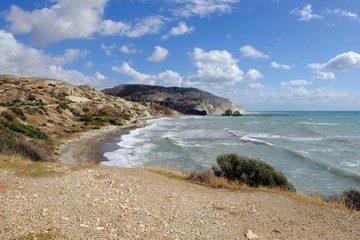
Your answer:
271;61;293;70
245;69;264;81
112;62;183;86
5;0;166;44
309;51;360;71
99;16;166;37
240;45;269;59
291;4;323;21
162;22;194;39
146;46;169;62
0;30;112;88
5;0;108;44
100;43;116;56
189;48;244;84
170;0;240;18
314;70;336;80
120;43;141;54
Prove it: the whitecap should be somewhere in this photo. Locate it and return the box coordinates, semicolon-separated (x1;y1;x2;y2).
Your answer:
299;122;340;126
240;136;274;146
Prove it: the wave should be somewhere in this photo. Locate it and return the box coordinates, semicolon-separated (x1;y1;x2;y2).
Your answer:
280;147;360;184
240;136;274;146
224;128;240;137
299;122;341;126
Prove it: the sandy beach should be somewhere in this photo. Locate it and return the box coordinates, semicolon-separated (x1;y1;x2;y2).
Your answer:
58;121;145;165
1;121;360;239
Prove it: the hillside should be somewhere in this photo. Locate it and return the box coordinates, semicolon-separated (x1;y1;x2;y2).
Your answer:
0;75;171;161
103;84;244;115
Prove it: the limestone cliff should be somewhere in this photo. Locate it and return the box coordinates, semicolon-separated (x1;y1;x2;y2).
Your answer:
103;84;244;115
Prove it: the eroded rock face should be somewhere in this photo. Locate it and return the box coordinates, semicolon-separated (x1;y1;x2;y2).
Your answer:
103;84;244;115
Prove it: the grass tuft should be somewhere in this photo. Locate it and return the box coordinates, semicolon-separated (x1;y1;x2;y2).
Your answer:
0;154;63;178
146;167;188;180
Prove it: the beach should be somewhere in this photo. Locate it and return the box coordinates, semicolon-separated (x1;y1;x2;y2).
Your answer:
58;119;148;165
1;121;360;239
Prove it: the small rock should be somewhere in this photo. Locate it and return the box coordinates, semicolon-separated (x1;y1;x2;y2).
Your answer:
273;229;282;234
245;230;258;239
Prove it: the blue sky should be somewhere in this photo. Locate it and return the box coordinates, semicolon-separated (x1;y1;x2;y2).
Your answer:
0;0;359;111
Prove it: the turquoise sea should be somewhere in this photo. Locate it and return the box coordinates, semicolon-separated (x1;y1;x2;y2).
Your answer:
102;112;360;195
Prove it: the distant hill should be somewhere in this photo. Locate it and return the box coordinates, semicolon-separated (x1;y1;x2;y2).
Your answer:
103;84;244;115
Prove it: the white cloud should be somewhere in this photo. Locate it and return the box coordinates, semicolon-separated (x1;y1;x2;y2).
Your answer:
112;62;183;86
5;0;166;44
327;8;358;19
245;69;264;81
240;45;269;59
309;51;360;71
147;46;169;62
248;83;265;90
291;4;323;21
99;16;166;37
271;61;293;70
120;43;141;54
0;30;112;88
171;0;240;18
100;43;116;56
280;80;312;87
5;0;108;44
189;48;244;85
162;22;194;39
314;70;335;80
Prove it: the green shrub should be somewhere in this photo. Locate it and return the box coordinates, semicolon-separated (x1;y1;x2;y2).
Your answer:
120;113;131;121
27;94;36;101
340;189;360;211
8;122;48;139
80;114;93;122
10;107;25;117
109;119;122;126
212;153;295;192
0;124;42;161
58;102;70;110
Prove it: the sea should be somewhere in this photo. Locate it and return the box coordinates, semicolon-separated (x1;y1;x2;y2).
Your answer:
102;112;360;195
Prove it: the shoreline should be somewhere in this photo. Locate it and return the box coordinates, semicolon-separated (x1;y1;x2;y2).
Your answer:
58;116;161;165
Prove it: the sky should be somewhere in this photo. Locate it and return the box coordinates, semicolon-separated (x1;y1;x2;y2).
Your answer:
0;0;359;111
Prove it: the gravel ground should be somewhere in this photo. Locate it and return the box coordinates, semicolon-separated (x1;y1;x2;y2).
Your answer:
1;165;360;240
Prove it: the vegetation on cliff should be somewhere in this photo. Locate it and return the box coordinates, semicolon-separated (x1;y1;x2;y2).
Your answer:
0;75;164;161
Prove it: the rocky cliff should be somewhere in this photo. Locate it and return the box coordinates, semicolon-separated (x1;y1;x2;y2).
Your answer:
103;84;243;115
0;75;167;161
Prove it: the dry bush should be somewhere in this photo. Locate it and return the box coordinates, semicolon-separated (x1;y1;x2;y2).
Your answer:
189;170;243;190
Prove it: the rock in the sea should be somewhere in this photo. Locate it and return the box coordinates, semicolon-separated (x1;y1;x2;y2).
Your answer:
232;110;242;116
222;109;232;116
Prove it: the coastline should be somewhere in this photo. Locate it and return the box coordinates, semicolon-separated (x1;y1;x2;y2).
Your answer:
58;123;138;165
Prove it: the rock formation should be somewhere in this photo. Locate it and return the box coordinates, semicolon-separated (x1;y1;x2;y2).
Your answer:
102;84;244;115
